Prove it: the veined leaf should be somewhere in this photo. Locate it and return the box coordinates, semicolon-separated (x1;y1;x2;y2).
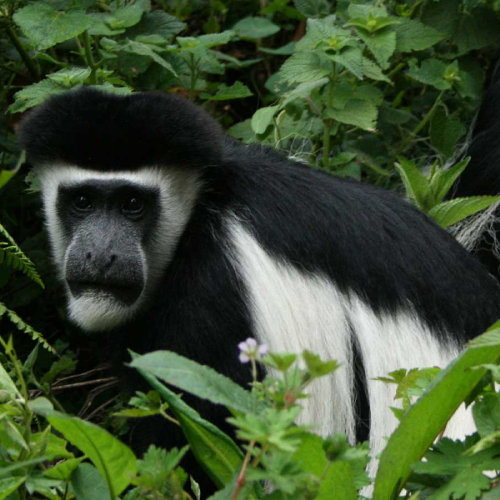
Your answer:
251;105;280;135
293;0;330;19
325;99;378;132
130;350;255;413
13;4;92;50
406;59;452;91
70;463;111;500
201;81;253;101
428;196;500;228
394;157;434;212
393;18;445;52
357;28;396;70
8;79;66;114
430;158;470;203
279;52;332;84
0;477;26;500
232;17;280;39
373;325;500;500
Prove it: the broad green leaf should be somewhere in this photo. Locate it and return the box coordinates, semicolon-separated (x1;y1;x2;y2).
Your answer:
282;77;329;106
430;108;466;159
135;362;244;489
325;99;378;131
393;18;445;52
259;42;296;55
346;17;399;34
251;105;280;135
48;67;92;88
130;351;255;413
280;52;332;84
373;326;500;500
430;159;470;204
428;196;500;228
88;13;125;36
201;82;253;101
357;28;396;69
347;5;387;18
454;6;500;54
331;47;363;80
105;1;147;30
394;157;434;211
127;10;186;40
361;56;390;82
0;359;20;399
8;79;66;114
13;4;92;50
177;31;234;49
233;17;280;39
71;463;111;500
0;477;25;500
45;411;136;497
406;59;451;91
125;41;177;75
293;0;330;18
45;457;85;480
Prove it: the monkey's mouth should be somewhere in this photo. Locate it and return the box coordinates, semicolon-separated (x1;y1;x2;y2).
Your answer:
67;280;142;306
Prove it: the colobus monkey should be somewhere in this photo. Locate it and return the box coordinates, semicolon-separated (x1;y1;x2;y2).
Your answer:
19;88;500;482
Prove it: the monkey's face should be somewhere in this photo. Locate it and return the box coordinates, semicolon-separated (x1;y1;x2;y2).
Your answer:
37;166;200;332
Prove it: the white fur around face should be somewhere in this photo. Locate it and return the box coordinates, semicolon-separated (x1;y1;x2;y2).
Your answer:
228;220;475;483
36;164;201;332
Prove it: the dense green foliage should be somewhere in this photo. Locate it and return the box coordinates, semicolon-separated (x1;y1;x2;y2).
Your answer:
3;0;500;498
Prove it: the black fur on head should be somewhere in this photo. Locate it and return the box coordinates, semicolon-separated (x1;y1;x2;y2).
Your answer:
18;87;225;171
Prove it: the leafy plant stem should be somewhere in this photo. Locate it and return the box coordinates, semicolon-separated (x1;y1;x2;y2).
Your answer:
391;91;444;163
82;31;98;85
189;54;199;101
230;440;255;500
6;26;39;80
322;119;333;168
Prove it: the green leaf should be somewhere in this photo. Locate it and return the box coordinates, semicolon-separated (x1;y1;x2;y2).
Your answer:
361;56;390;82
430;107;466;159
281;77;329;106
373;324;500;500
124;41;177;75
393;18;445;52
325;99;378;132
0;359;21;399
428;196;500;228
473;395;500;438
47;67;92;88
357;28;396;69
406;59;452;91
394;157;434;212
233;17;280;39
127;11;186;40
71;463;111;500
13;3;92;50
293;0;330;18
201;82;253;101
0;303;54;352
251;105;280;135
331;47;363;80
105;1;147;30
453;6;500;54
347;5;387;18
279;52;332;84
302;350;339;377
177;31;234;49
0;477;25;500
45;411;136;497
134;361;244;489
259;42;296;55
130;350;255;413
8;79;67;114
45;457;85;480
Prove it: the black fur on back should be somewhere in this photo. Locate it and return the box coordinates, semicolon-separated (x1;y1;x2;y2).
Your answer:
18;87;225;170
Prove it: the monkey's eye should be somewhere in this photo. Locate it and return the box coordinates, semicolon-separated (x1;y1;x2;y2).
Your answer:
122;196;144;215
73;195;92;211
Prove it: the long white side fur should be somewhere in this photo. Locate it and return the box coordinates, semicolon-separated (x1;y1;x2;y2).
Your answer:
37;165;201;331
228;220;475;480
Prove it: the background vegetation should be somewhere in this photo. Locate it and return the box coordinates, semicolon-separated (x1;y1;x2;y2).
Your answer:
3;0;500;498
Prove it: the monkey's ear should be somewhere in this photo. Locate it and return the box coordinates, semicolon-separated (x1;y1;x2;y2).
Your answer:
18;87;226;173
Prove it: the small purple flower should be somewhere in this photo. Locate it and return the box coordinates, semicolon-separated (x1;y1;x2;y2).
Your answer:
238;338;268;364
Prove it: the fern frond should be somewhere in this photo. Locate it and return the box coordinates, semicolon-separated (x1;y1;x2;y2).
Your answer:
0;303;55;353
0;223;44;288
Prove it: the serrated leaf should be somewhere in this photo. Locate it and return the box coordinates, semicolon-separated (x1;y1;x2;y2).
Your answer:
8;79;66;114
361;56;389;82
325;99;378;131
357;28;396;69
127;10;186;40
0;477;26;500
45;457;85;480
331;47;363;80
47;67;91;87
431;158;470;204
13;3;92;50
428;196;500;228
282;77;329;106
130;351;255;413
233;17;280;39
293;0;330;18
430;107;466;159
394;157;434;211
393;18;445;52
71;463;111;500
406;59;451;91
45;411;136;497
280;52;332;84
348;5;387;18
0;360;21;400
251;105;279;135
201;81;253;101
125;41;177;75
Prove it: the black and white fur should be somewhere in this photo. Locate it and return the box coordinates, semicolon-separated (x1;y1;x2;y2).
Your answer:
19;88;500;483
